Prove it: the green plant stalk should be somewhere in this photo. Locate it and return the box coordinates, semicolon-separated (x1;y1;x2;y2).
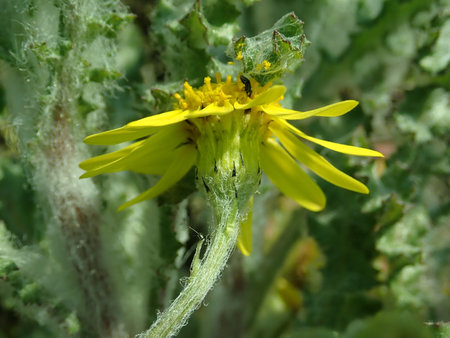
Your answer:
1;1;130;335
139;103;261;337
139;204;240;338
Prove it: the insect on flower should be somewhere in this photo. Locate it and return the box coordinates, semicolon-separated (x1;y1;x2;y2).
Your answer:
80;74;383;255
240;75;252;97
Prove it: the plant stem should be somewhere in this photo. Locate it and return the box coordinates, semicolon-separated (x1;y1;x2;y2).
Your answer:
138;204;240;338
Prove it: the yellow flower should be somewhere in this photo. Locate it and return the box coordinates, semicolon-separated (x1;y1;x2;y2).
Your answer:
80;74;383;253
262;60;271;70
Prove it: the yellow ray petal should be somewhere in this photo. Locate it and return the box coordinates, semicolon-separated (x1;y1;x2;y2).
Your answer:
271;124;369;194
276;119;384;157
80;125;188;178
260;139;326;212
262;100;358;120
84;110;186;145
234;85;286;110
79;140;145;171
187;102;234;118
80;148;175;178
84;127;158;145
127;109;187;128
117;145;197;211
124;150;175;175
237;197;253;256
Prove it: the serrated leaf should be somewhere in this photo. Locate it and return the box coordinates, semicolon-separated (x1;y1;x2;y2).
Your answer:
420;19;450;74
374;194;405;231
89;68;122;83
228;12;310;84
202;0;240;26
178;1;209;50
150;0;212;81
376;206;430;257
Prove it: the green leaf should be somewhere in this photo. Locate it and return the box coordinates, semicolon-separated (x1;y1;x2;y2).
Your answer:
420;19;450;73
89;68;122;83
345;311;432;338
178;1;209;50
374;194;406;231
377;206;430;257
391;265;427;309
202;0;240;26
228;12;310;84
283;327;338;338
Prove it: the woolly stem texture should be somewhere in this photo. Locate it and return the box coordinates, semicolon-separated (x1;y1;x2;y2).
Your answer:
138;204;240;338
0;1;129;336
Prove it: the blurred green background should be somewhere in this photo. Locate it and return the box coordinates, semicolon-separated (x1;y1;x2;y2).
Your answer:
0;0;449;337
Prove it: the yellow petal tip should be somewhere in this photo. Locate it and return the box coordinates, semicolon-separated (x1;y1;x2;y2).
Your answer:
237;244;251;256
346;100;359;111
356;186;370;194
83;133;109;145
308;203;326;212
83;135;95;144
78;161;89;170
302;194;326;212
79;172;91;179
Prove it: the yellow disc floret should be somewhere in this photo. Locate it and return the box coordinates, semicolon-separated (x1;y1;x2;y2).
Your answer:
262;60;271;70
174;74;270;111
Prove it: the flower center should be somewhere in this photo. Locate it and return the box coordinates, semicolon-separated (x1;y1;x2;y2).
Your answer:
174;74;270;111
173;75;274;210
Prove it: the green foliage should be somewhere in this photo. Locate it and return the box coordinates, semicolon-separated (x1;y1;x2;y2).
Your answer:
345;311;432;338
1;0;449;337
149;0;241;83
229;12;310;84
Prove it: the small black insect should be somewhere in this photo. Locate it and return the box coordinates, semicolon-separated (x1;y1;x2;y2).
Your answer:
240;75;252;97
232;162;236;177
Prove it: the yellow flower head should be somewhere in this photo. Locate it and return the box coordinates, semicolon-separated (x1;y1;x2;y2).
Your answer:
80;74;383;252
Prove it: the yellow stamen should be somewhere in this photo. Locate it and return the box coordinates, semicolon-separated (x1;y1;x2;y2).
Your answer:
262;60;271;70
173;75;274;111
219;92;229;101
204;76;212;91
184;82;195;96
174;93;183;102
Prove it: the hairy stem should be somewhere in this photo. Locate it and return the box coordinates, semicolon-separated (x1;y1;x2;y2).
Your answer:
139;204;240;338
